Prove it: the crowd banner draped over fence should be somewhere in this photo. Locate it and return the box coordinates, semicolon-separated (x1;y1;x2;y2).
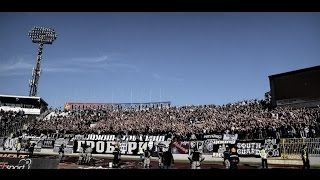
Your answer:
2;133;320;159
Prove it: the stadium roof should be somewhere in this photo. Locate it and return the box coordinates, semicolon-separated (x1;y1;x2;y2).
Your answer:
269;65;320;79
0;94;48;106
65;102;113;105
65;101;171;105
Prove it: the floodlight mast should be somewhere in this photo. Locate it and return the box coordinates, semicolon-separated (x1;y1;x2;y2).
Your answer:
28;26;57;97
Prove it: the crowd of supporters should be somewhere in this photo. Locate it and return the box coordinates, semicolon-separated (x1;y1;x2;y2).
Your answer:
21;99;320;141
0;110;26;137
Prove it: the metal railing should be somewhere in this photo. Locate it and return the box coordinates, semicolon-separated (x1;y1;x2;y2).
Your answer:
280;138;320;159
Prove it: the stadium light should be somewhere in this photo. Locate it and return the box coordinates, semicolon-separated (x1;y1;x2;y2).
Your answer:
28;26;57;44
28;26;57;97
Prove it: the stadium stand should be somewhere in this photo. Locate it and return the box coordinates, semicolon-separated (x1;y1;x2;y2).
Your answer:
23;99;320;140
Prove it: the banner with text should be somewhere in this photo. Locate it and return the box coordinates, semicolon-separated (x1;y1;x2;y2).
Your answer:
236;139;280;157
73;134;167;142
202;134;223;140
0;157;59;169
203;139;237;157
74;140;153;155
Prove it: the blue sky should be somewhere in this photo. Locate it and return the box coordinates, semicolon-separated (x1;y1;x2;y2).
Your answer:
0;12;319;107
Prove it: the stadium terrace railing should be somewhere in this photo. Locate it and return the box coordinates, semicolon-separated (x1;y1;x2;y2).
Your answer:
280;138;320;159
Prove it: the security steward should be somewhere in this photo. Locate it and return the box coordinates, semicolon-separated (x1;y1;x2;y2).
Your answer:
301;144;310;169
15;139;22;158
138;147;144;164
260;147;268;169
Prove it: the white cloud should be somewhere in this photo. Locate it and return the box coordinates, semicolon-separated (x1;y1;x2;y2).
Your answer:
43;66;84;73
168;77;184;82
0;71;30;77
0;60;33;72
152;72;183;82
0;58;33;76
152;73;161;79
99;62;140;73
44;55;140;73
69;55;109;63
0;55;140;76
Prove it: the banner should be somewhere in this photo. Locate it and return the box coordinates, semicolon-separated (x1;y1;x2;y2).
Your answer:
76;134;167;142
235;139;280;157
222;134;238;141
189;141;204;154
202;134;223;140
203;139;280;158
171;141;189;154
0;157;60;169
71;134;169;155
3;137;42;152
73;139;173;155
0;153;28;158
203;139;236;157
264;139;281;157
41;139;55;148
1;133;280;158
150;141;171;156
3;138;17;150
74;140;152;155
236;140;262;157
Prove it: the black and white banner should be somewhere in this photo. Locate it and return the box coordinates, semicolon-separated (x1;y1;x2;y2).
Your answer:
236;139;280;157
223;134;238;141
74;134;167;142
202;138;280;158
74;140;155;155
202;134;223;140
198;133;237;141
236;140;262;157
263;139;280;157
3;138;17;150
203;139;236;157
72;134;168;155
40;139;55;148
3;137;42;152
189;141;204;154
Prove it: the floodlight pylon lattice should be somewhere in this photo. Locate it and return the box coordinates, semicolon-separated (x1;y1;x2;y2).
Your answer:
28;26;57;97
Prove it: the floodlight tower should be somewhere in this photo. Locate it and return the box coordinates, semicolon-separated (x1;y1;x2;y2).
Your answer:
28;26;57;97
